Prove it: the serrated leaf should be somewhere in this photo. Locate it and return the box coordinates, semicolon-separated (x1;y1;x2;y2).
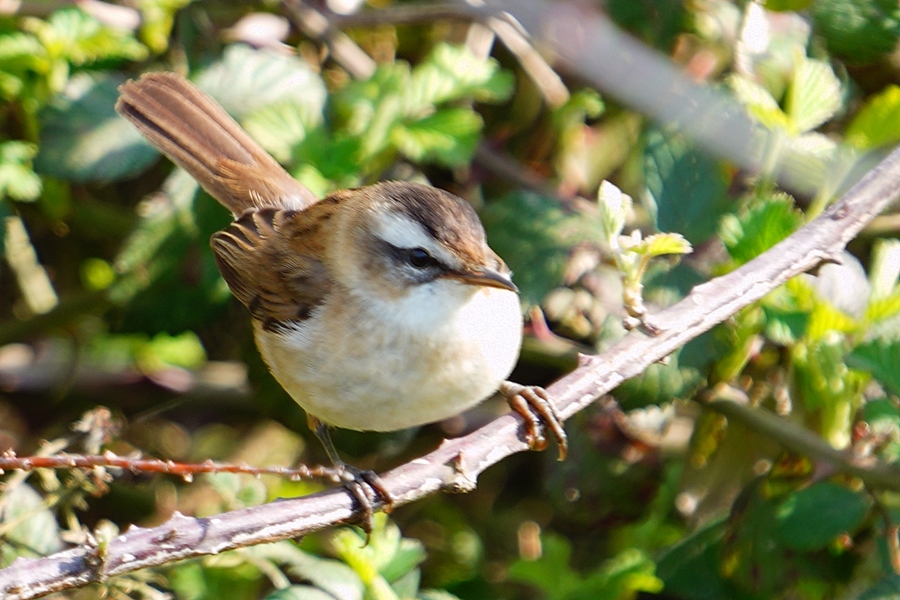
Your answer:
811;0;900;64
481;191;607;306
393;108;482;167
633;233;692;257
846;85;900;149
0;31;43;74
243;100;320;163
728;74;790;130
0;141;41;201
807;301;859;339
404;43;513;113
849;339;900;396
774;483;868;550
867;294;900;323
643;129;730;245
26;7;147;66
196;44;326;120
35;72;157;182
720;195;802;265
786;56;842;133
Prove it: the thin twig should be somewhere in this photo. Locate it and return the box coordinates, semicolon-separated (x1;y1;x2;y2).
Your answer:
0;452;346;484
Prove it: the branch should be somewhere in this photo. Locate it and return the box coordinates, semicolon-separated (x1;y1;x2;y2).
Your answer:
4;110;900;600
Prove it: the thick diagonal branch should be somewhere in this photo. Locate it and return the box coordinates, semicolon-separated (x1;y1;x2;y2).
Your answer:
4;115;900;600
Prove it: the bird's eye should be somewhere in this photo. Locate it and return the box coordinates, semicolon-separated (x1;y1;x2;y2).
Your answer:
407;247;437;269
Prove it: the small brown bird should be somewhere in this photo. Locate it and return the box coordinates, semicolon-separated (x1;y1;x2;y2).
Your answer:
116;72;566;523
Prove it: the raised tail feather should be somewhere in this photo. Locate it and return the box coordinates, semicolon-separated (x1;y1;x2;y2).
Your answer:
116;72;317;215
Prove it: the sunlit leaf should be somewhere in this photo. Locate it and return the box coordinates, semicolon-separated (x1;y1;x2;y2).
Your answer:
596;180;630;246
243;100;320;163
0;141;41;201
404;43;513;113
786;56;842;132
25;7;147;66
728;74;790;130
393;108;482;167
720;194;802;266
631;233;692;258
196;44;326;120
846;85;900;149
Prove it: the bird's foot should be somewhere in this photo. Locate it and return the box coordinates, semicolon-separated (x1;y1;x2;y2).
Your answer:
331;463;393;535
500;382;568;461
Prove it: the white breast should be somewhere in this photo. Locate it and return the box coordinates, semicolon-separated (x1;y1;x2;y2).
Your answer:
253;280;523;432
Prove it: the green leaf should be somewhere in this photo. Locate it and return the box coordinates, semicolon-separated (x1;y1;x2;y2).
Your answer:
0;31;44;88
786;56;842;133
860;575;900;600
811;0;900;64
846;86;900;149
657;519;730;600
570;548;663;600
480;191;607;306
0;141;41;201
393;108;482;167
280;549;364;600
720;194;802;266
243;100;321;164
596;180;630;247
614;352;702;409
0;483;63;558
419;591;462;600
26;7;147;66
264;586;336;600
727;74;790;130
762;306;809;345
848;339;900;397
507;533;580;599
196;44;327;120
643;128;730;245
35;72;157;182
630;232;692;258
774;483;868;550
404;43;513;113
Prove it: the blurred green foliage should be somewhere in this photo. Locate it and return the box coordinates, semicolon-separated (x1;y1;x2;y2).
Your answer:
6;1;900;599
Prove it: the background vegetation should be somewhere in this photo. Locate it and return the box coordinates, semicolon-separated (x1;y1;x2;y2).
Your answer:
4;0;900;598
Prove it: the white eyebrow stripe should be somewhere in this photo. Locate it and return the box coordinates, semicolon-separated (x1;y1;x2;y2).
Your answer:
372;211;433;249
370;211;459;268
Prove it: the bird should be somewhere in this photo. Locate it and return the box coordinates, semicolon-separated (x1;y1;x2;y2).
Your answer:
116;72;567;527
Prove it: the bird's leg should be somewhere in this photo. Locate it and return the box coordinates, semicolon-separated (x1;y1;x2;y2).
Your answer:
308;415;393;534
499;382;568;461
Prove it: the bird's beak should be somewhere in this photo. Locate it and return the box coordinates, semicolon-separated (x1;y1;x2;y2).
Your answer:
450;266;518;293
